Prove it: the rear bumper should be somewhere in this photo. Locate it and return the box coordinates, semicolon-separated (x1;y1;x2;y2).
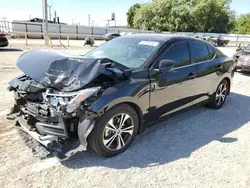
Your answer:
0;41;8;47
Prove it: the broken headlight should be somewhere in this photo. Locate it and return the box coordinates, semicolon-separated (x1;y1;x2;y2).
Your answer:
45;87;101;112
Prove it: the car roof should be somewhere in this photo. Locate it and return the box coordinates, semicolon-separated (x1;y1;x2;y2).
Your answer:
120;34;194;42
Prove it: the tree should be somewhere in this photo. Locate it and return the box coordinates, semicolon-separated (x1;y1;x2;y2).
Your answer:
127;3;141;28
130;0;236;33
191;0;235;33
133;4;156;30
235;13;250;34
133;0;196;32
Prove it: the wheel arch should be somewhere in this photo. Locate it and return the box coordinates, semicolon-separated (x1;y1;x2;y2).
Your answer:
97;101;145;134
214;75;231;95
122;102;144;134
224;77;231;95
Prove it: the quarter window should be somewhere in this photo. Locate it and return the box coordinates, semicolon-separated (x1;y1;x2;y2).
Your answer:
158;41;191;68
207;44;215;59
215;48;226;58
190;41;210;63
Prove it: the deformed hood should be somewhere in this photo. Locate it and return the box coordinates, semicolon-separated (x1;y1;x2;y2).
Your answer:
17;50;112;91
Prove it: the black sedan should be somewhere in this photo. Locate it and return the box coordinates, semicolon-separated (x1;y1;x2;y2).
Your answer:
103;33;121;41
8;34;234;158
0;32;8;47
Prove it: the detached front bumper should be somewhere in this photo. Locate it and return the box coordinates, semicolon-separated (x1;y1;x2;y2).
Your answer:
8;105;91;159
11;103;69;137
8;100;96;157
17;115;55;147
8;103;70;153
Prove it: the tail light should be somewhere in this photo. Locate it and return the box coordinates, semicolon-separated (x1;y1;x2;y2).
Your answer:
0;34;6;38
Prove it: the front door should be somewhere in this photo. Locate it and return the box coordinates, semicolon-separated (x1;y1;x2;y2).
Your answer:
148;40;198;122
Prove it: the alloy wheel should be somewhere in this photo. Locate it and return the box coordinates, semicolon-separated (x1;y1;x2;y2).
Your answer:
103;113;134;151
216;83;227;106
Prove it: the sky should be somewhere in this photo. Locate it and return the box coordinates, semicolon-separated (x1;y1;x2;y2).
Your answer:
0;0;249;26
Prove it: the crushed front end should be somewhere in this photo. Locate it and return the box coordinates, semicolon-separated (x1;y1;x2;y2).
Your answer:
8;74;102;158
7;49;130;159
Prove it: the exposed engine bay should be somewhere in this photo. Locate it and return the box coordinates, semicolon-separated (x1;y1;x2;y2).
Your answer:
7;50;131;158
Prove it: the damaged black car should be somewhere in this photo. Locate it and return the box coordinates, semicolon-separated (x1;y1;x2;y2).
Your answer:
8;35;234;158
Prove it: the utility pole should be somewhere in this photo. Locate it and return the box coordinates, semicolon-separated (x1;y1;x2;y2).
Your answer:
88;14;91;26
48;5;52;21
54;10;57;23
72;18;75;25
42;0;49;45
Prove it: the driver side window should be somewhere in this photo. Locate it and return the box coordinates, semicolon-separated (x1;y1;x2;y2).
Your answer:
156;41;191;68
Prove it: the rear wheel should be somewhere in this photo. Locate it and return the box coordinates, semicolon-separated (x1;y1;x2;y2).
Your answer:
208;79;229;109
88;104;139;157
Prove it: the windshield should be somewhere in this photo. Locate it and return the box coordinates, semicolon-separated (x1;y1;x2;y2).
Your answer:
84;37;162;68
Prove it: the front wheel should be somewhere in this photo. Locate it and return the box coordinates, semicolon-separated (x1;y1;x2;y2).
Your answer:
87;104;139;157
208;79;229;109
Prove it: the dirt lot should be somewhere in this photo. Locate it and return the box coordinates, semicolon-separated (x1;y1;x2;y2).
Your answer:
0;40;250;188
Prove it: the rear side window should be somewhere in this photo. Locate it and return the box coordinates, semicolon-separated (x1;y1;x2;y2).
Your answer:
207;45;215;59
158;41;191;68
215;48;227;58
190;41;210;63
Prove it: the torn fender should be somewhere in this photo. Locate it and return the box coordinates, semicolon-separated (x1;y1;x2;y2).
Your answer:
77;114;96;150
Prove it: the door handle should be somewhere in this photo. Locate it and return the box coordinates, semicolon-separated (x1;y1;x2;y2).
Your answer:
188;73;196;79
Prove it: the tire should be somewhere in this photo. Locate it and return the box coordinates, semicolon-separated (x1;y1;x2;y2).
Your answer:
208;79;229;109
87;104;139;157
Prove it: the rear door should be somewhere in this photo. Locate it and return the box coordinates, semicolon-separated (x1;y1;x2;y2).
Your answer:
188;40;218;103
148;40;198;121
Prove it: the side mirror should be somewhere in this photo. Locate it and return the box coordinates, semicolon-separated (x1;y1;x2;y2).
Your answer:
158;59;175;72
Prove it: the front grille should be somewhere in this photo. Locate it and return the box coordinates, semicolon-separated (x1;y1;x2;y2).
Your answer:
25;102;49;117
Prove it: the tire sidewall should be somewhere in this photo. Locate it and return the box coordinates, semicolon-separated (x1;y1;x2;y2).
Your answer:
88;104;139;157
213;80;229;108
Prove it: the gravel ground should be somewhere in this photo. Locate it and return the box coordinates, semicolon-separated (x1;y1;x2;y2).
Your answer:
0;40;249;188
